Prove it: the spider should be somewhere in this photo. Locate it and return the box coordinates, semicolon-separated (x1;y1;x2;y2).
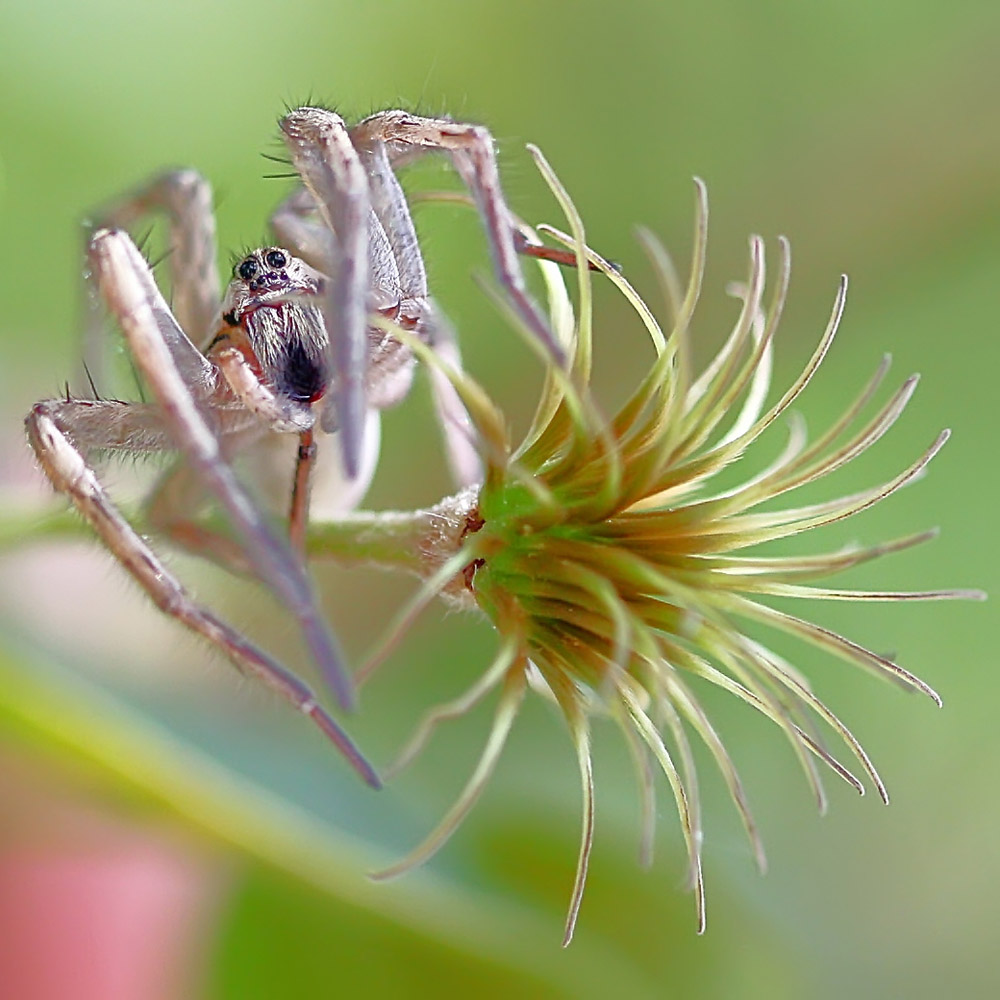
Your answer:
25;105;566;788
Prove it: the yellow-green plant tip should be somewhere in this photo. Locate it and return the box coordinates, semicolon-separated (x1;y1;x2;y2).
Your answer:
540;669;596;948
635;225;684;328
372;669;527;883
527;144;594;381
384;634;520;780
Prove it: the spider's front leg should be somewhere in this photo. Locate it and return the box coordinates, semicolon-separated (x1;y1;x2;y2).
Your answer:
277;109;374;480
24;398;379;787
368;139;484;489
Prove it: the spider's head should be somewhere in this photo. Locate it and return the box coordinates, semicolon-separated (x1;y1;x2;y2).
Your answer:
223;248;322;323
220;247;330;403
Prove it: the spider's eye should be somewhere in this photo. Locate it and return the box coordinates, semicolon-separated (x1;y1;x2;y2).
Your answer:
238;258;258;281
265;249;288;269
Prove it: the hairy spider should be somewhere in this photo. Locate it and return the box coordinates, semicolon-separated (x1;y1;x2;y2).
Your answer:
25;106;561;787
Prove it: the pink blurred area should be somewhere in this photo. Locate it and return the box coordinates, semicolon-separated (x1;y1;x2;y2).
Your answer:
0;753;229;1000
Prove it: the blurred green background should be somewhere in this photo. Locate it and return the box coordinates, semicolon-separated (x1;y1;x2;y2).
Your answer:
0;1;997;997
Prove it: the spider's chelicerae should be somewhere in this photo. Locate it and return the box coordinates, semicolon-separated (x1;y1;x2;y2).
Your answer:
25;106;563;787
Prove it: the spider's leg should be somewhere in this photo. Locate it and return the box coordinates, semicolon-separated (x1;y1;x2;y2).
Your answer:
211;345;316;433
33;397;175;453
88;228;356;711
361;141;426;298
90;169;222;348
350;110;564;367
24;402;378;787
38;396;258;573
288;429;317;555
270;185;395;525
79;170;220;423
279;108;372;480
81;176;220;402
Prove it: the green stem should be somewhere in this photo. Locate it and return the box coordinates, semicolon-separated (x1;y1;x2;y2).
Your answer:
307;488;479;583
306;508;436;573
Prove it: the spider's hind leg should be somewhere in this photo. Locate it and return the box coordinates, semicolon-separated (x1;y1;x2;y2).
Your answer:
79;169;222;403
89;169;222;347
24;400;378;787
278;109;373;480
